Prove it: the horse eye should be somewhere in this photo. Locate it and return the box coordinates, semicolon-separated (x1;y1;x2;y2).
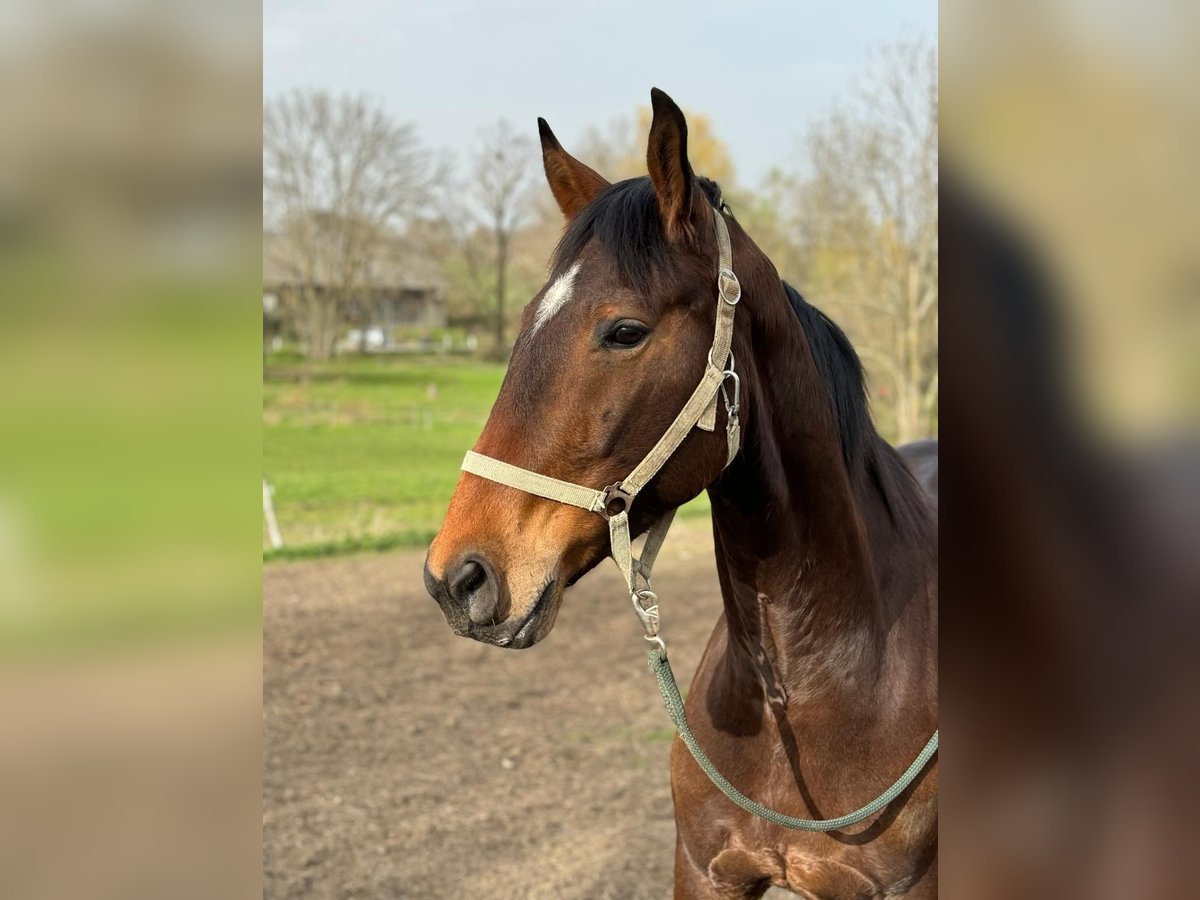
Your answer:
607;323;648;347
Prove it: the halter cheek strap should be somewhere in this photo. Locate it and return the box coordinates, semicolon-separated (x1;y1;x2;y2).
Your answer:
461;205;742;639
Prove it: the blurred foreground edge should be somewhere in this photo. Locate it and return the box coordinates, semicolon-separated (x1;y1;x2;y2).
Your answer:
941;171;1200;900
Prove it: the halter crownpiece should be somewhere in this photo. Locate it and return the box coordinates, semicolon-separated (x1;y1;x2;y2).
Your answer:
458;204;938;831
461;203;741;629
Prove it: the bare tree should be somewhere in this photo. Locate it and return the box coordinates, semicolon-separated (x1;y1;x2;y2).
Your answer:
473;120;537;354
788;38;938;442
264;90;434;359
437;120;536;356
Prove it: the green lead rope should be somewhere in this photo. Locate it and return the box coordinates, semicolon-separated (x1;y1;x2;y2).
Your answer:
648;646;939;832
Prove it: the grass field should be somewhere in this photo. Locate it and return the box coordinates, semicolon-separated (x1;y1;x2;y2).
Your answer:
263;354;710;559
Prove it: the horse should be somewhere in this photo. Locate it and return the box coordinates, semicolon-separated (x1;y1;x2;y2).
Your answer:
424;88;938;899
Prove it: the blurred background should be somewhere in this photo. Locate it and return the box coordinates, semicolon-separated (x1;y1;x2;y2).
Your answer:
941;4;1200;899
0;2;262;899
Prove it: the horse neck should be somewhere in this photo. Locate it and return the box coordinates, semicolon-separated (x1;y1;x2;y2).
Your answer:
706;257;935;706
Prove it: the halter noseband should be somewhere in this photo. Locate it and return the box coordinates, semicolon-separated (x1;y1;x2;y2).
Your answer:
460;205;742;646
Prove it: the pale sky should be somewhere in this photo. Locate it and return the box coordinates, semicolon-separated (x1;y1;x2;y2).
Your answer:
264;0;936;188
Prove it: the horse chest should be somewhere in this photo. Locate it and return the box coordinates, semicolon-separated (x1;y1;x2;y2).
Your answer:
706;841;885;899
672;646;937;898
676;765;933;899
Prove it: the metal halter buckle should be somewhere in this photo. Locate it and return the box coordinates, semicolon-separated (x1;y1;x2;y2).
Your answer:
718;267;741;305
720;368;741;419
599;482;633;520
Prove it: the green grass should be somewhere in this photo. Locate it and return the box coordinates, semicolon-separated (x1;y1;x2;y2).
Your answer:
263;354;710;559
262;529;437;563
264;355;502;553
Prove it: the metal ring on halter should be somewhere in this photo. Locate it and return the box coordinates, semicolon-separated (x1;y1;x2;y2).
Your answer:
598;482;633;520
708;347;735;373
718;267;741;305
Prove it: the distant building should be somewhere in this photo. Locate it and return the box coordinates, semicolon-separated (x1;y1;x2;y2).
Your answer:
263;230;447;353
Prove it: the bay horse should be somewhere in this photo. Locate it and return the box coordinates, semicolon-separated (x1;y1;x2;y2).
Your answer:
425;89;938;899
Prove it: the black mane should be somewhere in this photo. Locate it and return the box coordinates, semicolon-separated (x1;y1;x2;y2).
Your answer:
781;282;875;470
783;283;932;529
551;175;724;287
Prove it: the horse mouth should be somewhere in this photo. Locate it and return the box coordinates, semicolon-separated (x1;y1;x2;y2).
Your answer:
467;553;601;650
500;579;561;649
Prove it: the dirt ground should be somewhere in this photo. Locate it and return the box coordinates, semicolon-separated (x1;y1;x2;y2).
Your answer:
264;520;777;899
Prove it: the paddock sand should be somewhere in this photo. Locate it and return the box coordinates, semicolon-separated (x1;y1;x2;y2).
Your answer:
265;520;800;899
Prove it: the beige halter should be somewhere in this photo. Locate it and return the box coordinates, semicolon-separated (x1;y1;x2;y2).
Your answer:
460;206;742;647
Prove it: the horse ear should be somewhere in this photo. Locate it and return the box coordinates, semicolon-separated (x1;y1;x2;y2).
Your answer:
646;88;702;241
538;118;609;221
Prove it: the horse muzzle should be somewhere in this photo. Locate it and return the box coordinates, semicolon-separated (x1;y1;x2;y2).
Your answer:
423;554;562;649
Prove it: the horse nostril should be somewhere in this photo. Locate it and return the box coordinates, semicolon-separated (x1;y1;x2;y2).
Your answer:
461;563;486;594
449;557;499;626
